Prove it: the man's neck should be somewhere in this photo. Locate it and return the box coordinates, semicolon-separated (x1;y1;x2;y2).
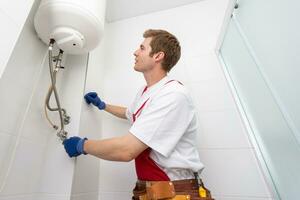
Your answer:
143;71;167;88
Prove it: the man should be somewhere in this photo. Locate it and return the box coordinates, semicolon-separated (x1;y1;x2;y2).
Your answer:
63;29;212;199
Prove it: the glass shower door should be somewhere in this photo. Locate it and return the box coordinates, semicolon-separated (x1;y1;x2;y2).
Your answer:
218;1;300;199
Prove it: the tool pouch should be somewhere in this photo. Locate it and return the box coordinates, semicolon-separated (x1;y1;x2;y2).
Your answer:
146;181;176;200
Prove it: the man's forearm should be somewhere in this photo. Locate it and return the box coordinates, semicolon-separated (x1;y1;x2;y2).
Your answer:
104;104;127;119
83;133;148;162
83;137;131;161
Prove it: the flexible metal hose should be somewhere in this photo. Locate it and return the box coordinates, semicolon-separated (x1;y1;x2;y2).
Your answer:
46;39;67;141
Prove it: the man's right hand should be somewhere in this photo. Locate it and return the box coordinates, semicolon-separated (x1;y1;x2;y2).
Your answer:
84;92;106;110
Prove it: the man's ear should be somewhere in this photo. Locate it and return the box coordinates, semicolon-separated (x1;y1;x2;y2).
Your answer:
154;51;165;62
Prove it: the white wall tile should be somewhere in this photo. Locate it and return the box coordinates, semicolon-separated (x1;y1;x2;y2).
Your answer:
98;192;114;200
71;101;102;197
0;11;19;80
78;106;103;139
215;197;273;200
0;133;16;188
37;135;74;195
0;0;36;79
0;138;45;196
0;194;35;200
0;0;34;28
71;192;99;200
0;23;47;135
197;109;252;149
99;160;136;192
103;73;142;108
187;78;236;112
98;192;133;200
102;114;131;138
199;149;272;198
0;79;30;135
20;59;55;145
184;53;224;82
0;133;14;164
113;191;133;200
34;194;70;200
72;156;100;194
168;58;189;83
101;35;144;107
0;1;48;198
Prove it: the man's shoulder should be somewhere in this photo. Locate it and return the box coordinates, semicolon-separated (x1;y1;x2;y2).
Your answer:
162;80;189;96
152;81;193;105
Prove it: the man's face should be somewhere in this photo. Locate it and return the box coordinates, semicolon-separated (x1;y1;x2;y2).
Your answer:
133;37;155;72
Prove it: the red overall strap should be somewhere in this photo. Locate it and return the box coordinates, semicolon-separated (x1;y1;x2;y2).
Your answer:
132;98;149;122
133;80;182;181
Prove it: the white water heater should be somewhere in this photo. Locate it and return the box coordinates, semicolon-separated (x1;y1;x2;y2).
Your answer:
34;0;106;54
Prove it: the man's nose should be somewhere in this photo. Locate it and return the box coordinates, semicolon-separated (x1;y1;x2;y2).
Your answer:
133;49;139;56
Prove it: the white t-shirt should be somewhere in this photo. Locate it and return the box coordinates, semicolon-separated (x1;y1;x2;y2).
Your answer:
126;76;204;180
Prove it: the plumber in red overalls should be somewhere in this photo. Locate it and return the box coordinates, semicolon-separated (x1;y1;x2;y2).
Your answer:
63;29;213;200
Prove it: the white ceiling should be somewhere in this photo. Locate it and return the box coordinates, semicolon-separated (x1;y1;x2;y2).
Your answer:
105;0;206;22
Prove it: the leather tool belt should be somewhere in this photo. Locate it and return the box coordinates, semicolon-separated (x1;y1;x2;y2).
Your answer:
132;179;214;200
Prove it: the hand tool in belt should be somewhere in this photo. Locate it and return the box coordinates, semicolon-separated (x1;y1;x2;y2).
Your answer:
194;172;212;198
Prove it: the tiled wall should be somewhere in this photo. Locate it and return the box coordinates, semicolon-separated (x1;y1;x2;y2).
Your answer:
83;0;274;200
0;1;88;199
0;0;35;79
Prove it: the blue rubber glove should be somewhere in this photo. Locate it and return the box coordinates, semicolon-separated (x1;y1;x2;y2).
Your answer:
84;92;106;110
63;136;88;157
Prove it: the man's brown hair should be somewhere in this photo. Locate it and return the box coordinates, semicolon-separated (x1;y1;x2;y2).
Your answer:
143;29;181;72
